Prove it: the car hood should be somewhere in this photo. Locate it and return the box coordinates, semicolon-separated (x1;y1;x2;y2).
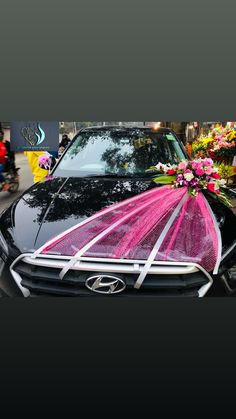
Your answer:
0;176;153;257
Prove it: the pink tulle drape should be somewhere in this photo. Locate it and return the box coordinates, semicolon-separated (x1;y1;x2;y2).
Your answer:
40;185;221;274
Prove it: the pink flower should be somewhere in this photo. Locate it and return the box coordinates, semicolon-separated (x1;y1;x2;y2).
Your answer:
205;166;213;175
191;161;202;170
215;135;224;142
195;168;205;176
207;183;219;193
167;169;175;175
203;158;214;166
178;161;188;170
211;172;220;179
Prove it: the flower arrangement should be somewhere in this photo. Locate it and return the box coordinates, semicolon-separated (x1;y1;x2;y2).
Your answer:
192;128;236;164
192;136;214;156
215;162;235;181
147;158;232;208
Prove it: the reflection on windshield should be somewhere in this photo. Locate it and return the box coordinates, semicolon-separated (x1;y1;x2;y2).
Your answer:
53;129;186;177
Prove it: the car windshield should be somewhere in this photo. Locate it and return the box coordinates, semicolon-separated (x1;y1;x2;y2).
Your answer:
53;129;186;177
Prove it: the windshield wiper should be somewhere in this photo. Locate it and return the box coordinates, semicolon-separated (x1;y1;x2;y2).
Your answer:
86;173;152;179
86;173;131;178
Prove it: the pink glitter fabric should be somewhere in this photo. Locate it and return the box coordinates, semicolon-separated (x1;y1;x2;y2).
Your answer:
40;185;221;273
156;192;220;273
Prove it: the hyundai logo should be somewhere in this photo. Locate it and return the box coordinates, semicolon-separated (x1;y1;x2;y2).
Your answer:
85;275;126;294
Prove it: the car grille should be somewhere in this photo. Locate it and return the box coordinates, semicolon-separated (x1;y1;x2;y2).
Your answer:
12;256;212;297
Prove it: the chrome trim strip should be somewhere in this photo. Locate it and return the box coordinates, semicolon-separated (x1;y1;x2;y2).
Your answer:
21;257;199;275
220;240;236;262
10;254;31;297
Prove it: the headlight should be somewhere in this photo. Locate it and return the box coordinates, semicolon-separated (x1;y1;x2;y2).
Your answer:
0;231;9;257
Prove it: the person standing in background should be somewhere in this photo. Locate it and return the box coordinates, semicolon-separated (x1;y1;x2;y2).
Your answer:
59;133;71;149
59;133;71;156
0;131;7;185
24;151;49;183
185;122;199;158
3;135;17;174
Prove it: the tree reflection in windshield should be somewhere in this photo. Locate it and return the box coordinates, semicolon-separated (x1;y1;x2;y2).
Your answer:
54;129;186;177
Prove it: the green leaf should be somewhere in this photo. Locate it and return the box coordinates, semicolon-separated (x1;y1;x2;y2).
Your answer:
153;175;176;184
145;166;159;172
205;190;232;208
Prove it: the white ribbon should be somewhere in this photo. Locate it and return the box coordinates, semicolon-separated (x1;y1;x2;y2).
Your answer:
134;192;189;289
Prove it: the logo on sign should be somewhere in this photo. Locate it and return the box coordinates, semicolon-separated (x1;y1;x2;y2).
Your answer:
21;123;46;147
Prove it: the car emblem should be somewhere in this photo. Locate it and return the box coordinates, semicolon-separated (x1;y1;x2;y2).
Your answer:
85;275;126;294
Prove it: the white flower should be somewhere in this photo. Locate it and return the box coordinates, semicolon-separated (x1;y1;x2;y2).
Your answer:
219;179;227;186
155;162;164;171
155;162;177;173
183;172;194;181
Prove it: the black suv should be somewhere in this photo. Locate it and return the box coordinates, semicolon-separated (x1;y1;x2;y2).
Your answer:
0;126;235;297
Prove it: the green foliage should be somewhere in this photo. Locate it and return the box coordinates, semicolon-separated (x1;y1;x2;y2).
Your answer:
153;175;176;184
214;162;235;179
206;190;232;208
146;166;159;172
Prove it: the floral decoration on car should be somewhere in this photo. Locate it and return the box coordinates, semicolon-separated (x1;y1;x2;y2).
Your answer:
147;158;232;208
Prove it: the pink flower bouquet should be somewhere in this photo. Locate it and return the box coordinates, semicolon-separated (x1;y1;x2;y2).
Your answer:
38;152;52;170
147;158;232;208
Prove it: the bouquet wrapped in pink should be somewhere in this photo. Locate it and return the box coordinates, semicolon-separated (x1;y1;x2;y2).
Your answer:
38;152;53;170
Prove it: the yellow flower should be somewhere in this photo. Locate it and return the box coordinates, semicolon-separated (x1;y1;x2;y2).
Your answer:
215;162;234;179
226;131;236;141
